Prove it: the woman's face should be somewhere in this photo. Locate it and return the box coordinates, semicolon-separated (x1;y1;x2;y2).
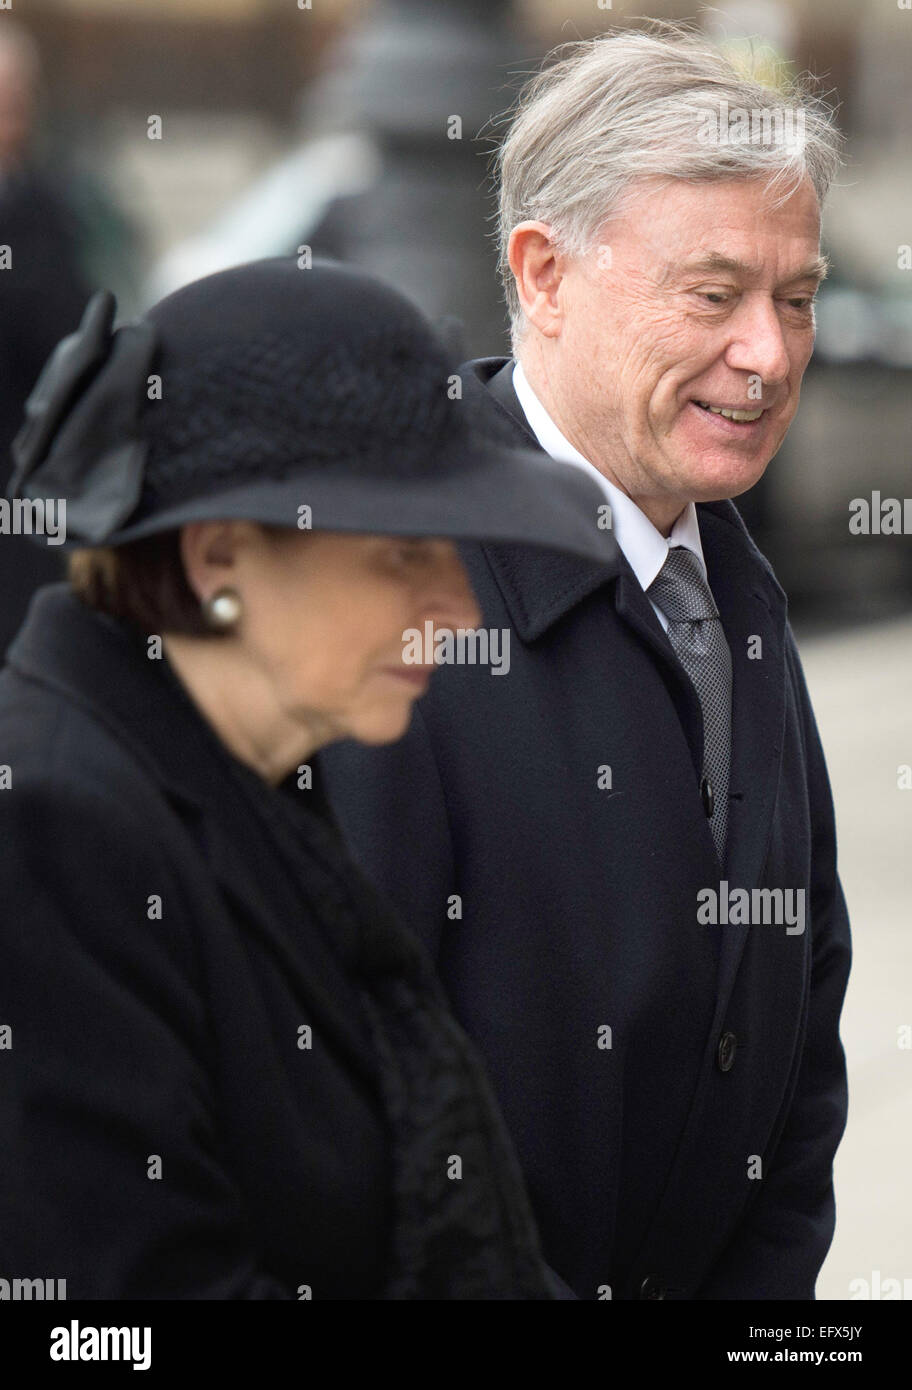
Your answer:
192;524;482;747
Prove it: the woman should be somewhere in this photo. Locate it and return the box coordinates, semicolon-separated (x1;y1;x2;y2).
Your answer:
0;258;609;1299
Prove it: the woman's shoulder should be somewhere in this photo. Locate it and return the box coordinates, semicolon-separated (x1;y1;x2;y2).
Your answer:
0;663;164;812
0;664;200;905
0;667;210;991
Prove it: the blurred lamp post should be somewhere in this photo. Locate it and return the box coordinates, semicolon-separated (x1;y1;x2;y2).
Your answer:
305;0;523;356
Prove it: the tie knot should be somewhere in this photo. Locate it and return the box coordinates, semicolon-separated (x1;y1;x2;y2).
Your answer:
647;546;719;623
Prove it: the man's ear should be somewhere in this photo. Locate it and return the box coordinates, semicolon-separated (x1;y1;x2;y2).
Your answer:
178;521;244;603
507;221;568;340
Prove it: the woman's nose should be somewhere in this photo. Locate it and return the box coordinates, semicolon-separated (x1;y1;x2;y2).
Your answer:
421;547;483;630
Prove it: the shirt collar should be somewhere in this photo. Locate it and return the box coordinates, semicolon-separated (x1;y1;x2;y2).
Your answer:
512;359;707;593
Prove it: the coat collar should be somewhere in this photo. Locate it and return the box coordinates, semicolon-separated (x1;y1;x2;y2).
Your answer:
462;358;623;642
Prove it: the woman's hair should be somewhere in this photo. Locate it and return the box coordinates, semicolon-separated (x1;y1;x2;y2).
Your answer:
494;22;843;352
68;531;215;637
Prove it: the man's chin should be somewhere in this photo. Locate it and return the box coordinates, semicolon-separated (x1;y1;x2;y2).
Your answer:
671;446;776;503
669;403;789;496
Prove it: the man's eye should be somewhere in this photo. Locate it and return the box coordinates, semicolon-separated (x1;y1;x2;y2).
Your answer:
785;296;816;311
699;292;730;305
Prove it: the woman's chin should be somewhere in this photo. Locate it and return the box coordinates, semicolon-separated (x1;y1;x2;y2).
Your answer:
346;703;417;747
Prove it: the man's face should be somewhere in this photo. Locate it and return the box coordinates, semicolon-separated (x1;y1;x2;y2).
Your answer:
544;176;823;520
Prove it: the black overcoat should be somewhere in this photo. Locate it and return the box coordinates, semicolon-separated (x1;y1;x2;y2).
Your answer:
320;357;853;1301
0;583;555;1300
0;587;395;1297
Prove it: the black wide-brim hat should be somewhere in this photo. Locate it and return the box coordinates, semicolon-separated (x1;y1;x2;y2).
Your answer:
9;257;614;564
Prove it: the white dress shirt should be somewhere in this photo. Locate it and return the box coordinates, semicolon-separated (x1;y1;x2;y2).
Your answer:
512;360;709;633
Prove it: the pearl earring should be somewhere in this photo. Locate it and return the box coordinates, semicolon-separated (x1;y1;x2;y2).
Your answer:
203;587;242;631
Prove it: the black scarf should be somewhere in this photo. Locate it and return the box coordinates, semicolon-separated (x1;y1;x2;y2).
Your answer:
219;746;555;1300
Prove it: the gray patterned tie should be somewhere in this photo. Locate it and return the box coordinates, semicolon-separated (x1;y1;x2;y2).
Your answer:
647;547;732;863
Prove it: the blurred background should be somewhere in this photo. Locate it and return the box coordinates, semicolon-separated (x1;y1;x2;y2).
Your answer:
1;0;909;1299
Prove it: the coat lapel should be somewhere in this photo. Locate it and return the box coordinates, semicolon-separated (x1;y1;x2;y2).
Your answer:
697;504;789;1009
613;571;705;781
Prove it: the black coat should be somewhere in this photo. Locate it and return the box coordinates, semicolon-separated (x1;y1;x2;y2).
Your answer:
320;357;853;1301
0;583;555;1300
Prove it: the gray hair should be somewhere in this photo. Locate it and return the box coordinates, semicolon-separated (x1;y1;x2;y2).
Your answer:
494;23;843;351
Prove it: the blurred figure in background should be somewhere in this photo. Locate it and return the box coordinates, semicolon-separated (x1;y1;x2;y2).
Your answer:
0;22;90;654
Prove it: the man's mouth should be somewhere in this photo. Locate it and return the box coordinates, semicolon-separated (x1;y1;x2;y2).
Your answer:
692;400;765;423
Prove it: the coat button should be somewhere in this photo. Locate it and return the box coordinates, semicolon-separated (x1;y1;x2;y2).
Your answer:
700;774;714;818
639;1275;666;1300
717;1031;737;1072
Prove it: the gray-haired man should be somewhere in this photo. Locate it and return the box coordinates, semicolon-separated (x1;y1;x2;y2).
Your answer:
323;26;851;1300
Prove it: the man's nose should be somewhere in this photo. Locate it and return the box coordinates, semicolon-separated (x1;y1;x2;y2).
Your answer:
724;295;792;391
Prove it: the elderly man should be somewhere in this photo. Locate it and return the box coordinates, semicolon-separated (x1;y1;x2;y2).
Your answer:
321;28;851;1300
